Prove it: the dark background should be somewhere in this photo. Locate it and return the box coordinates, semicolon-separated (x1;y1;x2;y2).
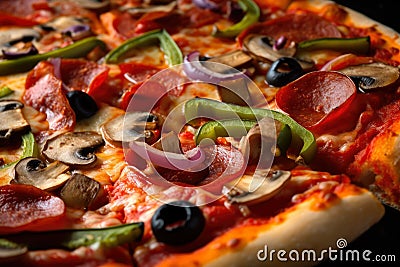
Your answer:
321;1;400;266
333;0;399;32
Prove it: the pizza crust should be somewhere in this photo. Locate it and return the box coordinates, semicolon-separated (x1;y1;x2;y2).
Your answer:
294;0;400;45
156;175;384;267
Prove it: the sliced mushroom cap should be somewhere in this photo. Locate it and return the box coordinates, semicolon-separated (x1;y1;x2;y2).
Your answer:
242;34;314;70
151;131;182;153
243;34;296;62
72;0;110;12
42;132;104;167
12;157;70;191
100;112;158;147
206;50;253;69
0;28;40;56
223;169;291;205
39;16;89;32
239;117;290;167
339;62;400;91
122;1;176;15
60;173;106;210
0;100;30;140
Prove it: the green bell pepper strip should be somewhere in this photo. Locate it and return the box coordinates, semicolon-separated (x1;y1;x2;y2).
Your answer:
212;0;260;38
184;98;316;164
1;222;144;251
195;119;292;155
0;87;13;98
195;119;257;143
0;37;106;76
297;36;370;54
104;29;183;66
0;131;38;170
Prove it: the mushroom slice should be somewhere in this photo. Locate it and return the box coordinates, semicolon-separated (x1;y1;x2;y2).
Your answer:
223;170;291;205
12;157;70;191
122;1;176;15
339;62;400;91
0;28;40;56
60;173;106;210
0;100;30;140
39;16;89;32
242;34;314;70
152;131;182;154
42;132;104;167
243;34;296;62
206;50;253;69
100;112;158;147
72;0;110;12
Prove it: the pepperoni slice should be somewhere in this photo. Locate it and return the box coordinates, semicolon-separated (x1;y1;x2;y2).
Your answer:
238;12;342;45
24;61;76;132
0;184;66;234
276;71;358;134
58;58;109;96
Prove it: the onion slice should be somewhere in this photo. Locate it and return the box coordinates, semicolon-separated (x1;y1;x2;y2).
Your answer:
129;141;206;171
192;0;220;11
320;53;372;71
183;51;246;84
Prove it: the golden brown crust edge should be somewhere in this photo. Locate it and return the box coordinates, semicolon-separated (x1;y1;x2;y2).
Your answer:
303;0;400;45
157;181;384;267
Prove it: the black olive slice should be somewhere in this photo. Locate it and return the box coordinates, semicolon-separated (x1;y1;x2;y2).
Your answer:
66;91;98;120
151;200;205;246
266;57;304;87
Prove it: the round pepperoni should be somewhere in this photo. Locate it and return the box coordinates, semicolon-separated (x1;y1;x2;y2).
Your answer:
238;12;342;45
276;71;358;134
0;184;66;234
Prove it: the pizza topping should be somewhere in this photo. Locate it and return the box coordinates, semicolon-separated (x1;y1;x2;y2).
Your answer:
72;0;111;12
3;222;144;250
40;16;89;34
0;86;13;98
1;43;39;60
129;141;205;171
192;0;220;11
243;35;295;62
62;24;92;41
265;57;304;87
0;132;38;170
0;100;30;141
212;0;260;38
0;37;105;75
0;237;28;261
42;131;104;167
223;170;291;205
59;173;106;210
206;50;253;68
66;91;99;120
123;1;177;15
276;71;357;134
151;200;205;246
0;184;65;233
238;118;292;162
184;98;316;163
297;37;371;55
338;62;400;91
239;12;342;45
100;112;159;147
0;28;40;56
194;119;257;145
105;29;183;66
183;51;246;83
12;157;70;191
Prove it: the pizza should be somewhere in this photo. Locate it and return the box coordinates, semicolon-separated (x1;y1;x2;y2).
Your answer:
0;0;399;266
